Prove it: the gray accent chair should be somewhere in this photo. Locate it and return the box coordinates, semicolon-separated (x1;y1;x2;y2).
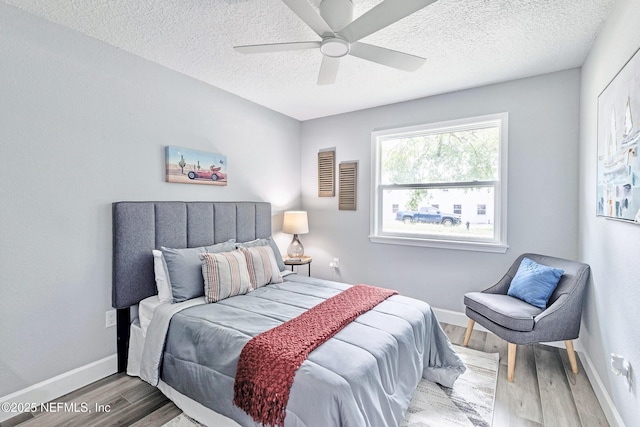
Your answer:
463;253;590;382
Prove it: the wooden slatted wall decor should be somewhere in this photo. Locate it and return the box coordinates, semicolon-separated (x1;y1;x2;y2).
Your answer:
318;150;335;197
339;161;357;210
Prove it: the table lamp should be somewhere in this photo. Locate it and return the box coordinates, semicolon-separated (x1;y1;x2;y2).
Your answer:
283;211;309;258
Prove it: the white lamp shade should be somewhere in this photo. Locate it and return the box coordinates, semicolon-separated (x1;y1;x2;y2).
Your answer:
283;211;309;234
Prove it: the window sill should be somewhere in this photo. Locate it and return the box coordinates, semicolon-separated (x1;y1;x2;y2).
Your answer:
369;235;509;253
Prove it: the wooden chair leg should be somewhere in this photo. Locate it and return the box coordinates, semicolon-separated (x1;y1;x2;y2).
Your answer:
463;319;475;347
565;340;579;374
507;343;517;382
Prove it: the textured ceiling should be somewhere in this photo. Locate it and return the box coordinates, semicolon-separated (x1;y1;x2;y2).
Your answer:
4;0;615;120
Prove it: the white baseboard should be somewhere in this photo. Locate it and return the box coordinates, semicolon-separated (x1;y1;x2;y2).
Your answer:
0;354;117;423
577;349;626;427
432;307;624;427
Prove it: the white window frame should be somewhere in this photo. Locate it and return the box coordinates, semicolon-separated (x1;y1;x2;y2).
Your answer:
369;113;509;253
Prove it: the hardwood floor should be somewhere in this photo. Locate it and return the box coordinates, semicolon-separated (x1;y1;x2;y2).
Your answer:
2;323;609;427
441;323;609;427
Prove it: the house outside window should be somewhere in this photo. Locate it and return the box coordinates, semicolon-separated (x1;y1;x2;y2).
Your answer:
370;113;508;252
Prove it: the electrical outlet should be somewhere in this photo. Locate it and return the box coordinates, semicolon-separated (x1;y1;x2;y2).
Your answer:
105;310;117;328
611;353;632;391
329;257;340;268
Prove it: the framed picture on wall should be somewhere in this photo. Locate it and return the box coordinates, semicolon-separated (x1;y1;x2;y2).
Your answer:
597;46;640;222
165;146;227;186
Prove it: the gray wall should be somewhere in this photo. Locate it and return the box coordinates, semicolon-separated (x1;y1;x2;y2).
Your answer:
0;3;301;397
579;0;640;424
300;69;581;310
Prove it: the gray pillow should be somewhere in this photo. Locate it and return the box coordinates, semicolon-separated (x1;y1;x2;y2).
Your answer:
236;237;286;272
161;239;237;303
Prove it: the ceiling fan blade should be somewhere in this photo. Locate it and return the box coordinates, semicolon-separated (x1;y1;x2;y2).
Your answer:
317;56;340;85
339;0;438;43
349;42;425;72
234;41;321;54
282;0;334;37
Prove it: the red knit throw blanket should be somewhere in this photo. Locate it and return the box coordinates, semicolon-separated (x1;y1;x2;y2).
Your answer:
233;284;397;427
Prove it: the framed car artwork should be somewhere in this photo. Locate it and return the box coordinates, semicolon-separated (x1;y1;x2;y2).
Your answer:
165;146;227;186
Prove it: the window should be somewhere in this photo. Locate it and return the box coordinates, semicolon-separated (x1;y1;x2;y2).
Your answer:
370;113;508;252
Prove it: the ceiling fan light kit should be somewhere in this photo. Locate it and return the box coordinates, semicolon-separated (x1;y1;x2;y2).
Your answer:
320;37;350;57
234;0;436;85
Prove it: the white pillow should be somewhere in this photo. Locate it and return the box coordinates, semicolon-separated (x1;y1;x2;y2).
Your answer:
152;250;173;302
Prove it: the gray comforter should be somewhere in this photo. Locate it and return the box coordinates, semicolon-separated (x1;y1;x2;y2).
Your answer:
140;275;465;427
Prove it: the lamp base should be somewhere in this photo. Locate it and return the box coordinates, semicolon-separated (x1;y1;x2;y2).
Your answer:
287;234;304;258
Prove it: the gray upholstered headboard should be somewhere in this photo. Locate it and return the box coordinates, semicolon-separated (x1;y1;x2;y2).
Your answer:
112;201;272;372
112;201;272;309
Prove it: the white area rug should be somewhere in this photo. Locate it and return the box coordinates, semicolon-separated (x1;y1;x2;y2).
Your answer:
401;345;499;427
164;345;498;427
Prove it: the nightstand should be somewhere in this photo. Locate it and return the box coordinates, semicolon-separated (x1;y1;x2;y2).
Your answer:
284;256;312;277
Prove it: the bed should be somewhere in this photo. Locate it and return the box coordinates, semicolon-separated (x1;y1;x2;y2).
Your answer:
113;201;465;427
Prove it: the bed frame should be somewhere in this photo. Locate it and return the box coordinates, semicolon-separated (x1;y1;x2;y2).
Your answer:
112;201;273;372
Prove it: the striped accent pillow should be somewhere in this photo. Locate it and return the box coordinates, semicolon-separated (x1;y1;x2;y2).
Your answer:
241;245;283;289
200;251;252;303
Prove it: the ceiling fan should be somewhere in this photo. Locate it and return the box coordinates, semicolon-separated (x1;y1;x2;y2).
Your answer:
234;0;437;85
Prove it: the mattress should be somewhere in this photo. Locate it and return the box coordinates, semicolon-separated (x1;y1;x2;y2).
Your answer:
138;295;165;336
127;319;144;377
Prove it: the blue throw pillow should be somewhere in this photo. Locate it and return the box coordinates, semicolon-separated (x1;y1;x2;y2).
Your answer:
161;239;237;303
507;257;564;309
